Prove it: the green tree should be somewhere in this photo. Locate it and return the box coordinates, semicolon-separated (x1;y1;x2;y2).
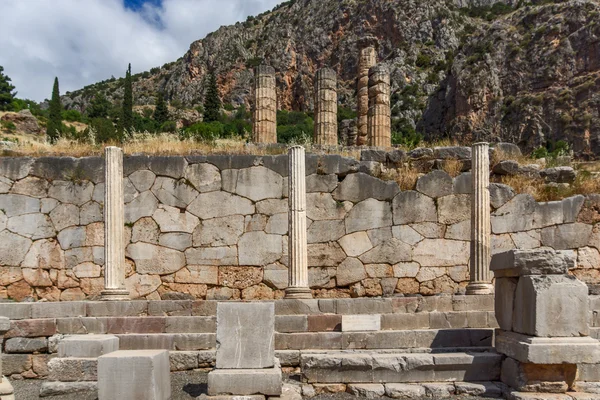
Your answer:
153;92;169;126
0;66;16;111
87;92;111;119
89;117;121;144
47;77;62;142
203;72;221;123
121;63;133;135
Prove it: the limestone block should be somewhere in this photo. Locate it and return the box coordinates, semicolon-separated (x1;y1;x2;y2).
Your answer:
341;315;381;332
58;334;119;358
152;205;199;233
39;381;97;398
0;194;39;217
336;257;367;286
127;242;185;275
541;223;593;250
21;239;65;270
185;163;221;192
238;231;282;266
384;383;426;399
307;242;346;267
48;181;94;206
264;266;288;290
338;232;372;257
491;194;537;234
98;349;171;400
495;277;518;331
578;247;600;269
5;337;47;353
47;357;98;382
208;367;282;396
151;177;199;209
541;166;576;184
562;195;585;223
434;146;471;160
332;173;399;202
415;170;452;198
265;213;288;235
0;230;32;266
188;192;255;219
306;193;348;221
359;238;412;264
513;275;588;337
125;191;159;224
256;199;288;215
347;384;385;398
131;217;160;244
345;199;392;233
491;249;575;277
413;239;469;267
392;191;436;225
7;212;55;240
235;166;282;201
392;226;423;245
216;302;274;369
453;172;472;194
306;174;338;193
128;169;156;192
80;201;102;225
185;247;237;266
50;203;79;231
307;220;345;244
510;231;541;249
159;232;192;251
148;156;187;179
194;215;245;247
437;194;471;224
501;357;575;393
489;183;516;209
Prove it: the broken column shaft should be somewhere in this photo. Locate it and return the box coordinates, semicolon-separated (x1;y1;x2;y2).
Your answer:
356;44;376;146
253;65;277;144
367;64;391;147
313;68;338;146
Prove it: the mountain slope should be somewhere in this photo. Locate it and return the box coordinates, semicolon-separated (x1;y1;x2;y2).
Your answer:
62;0;600;156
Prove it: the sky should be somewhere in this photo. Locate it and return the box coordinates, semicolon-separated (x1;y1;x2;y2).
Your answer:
0;0;283;102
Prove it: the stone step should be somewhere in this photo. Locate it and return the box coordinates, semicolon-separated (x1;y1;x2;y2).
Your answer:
47;357;98;382
116;333;215;351
301;350;503;383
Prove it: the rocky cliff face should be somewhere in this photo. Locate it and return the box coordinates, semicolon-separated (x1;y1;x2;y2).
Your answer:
63;0;600;156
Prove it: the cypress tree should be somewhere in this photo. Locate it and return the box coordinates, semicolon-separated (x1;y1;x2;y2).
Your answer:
203;72;221;123
86;92;111;119
153;91;169;126
0;66;16;111
121;63;133;135
47;77;62;143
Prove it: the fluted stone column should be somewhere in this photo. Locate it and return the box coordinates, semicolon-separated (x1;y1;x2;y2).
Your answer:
356;42;376;146
313;68;338;146
285;146;312;299
101;147;129;300
253;65;277;144
367;64;391;147
466;143;494;295
0;317;14;399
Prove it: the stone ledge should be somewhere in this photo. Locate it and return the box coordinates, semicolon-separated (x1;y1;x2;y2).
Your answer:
207;367;282;396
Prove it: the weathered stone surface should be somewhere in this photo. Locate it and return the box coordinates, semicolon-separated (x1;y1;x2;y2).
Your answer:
39;381;97;397
501;356;574;393
127;242;186;275
98;349;171;400
491;194;537;234
151;177;199;209
128;169;156;192
149;156;187;178
125;274;162;299
333;173;399;202
185;163;221;192
437;194;471;224
385;383;426;399
434;146;471;160
336;258;366;287
492;160;520;175
216;302;275;369
495;277;518;331
578;247;600;269
413;239;469;267
347;384;385;398
307;243;346;267
5;337;48;353
188;192;255;219
342;315;381;332
238;231;282;266
345;199;391;233
80;201;102;225
307;220;345;244
0;157;34;180
338;232;372;257
359;239;412;264
194;215;245;247
219;266;262;289
416;170;452;198
306;174;338;193
186;247;237;266
73;262;102;278
0;194;40;217
489;183;516;209
208;367;282;396
265;213;288;235
491;249;574;276
562;195;585;223
533;201;564;229
541;166;577;183
453;172;471;194
125;191;159;223
7;213;54;239
0;230;32;266
510;231;541;249
58;334;119;358
513;274;589;337
256;199;288;215
392;191;436;225
48;181;94;206
153;205;199;233
21;239;64;270
12;176;49;198
132;217;160;244
173;265;218;285
159;232;192;251
235;166;283;201
306;193;348;221
541;223;593;250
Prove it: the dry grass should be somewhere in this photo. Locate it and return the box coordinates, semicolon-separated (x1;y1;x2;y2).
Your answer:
439;158;464;178
380;164;420;191
498;172;600;202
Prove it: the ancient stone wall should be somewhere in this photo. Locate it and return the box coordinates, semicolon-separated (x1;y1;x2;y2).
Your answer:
0;152;598;302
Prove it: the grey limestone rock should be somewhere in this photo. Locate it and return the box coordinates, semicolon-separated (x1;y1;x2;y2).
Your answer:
415;170;453;198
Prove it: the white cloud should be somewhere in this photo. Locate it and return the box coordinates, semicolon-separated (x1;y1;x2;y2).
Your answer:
0;0;282;101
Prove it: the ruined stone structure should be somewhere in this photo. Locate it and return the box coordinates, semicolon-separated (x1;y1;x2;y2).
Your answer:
101;147;129;300
0;317;14;400
466;143;493;295
285;146;312;299
367;64;391;147
356;40;377;146
313;68;338;146
253;65;277;144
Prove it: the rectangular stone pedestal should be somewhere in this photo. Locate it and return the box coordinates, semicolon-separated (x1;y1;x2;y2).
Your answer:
502;357;576;393
496;331;600;364
58;334;119;358
207;366;282;396
98;350;171;400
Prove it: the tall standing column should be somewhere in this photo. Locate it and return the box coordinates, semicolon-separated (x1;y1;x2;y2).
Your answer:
313;68;338;146
356;40;377;146
466;142;494;295
285;146;312;299
367;64;391;147
101;146;129;300
253;65;277;144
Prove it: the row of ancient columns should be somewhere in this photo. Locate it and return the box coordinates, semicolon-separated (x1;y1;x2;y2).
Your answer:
252;54;391;146
100;143;492;301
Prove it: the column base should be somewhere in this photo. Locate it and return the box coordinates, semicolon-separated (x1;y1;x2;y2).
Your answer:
466;282;494;295
284;287;313;299
100;288;130;301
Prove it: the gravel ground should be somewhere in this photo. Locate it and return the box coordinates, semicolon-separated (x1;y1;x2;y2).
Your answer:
11;372;491;400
